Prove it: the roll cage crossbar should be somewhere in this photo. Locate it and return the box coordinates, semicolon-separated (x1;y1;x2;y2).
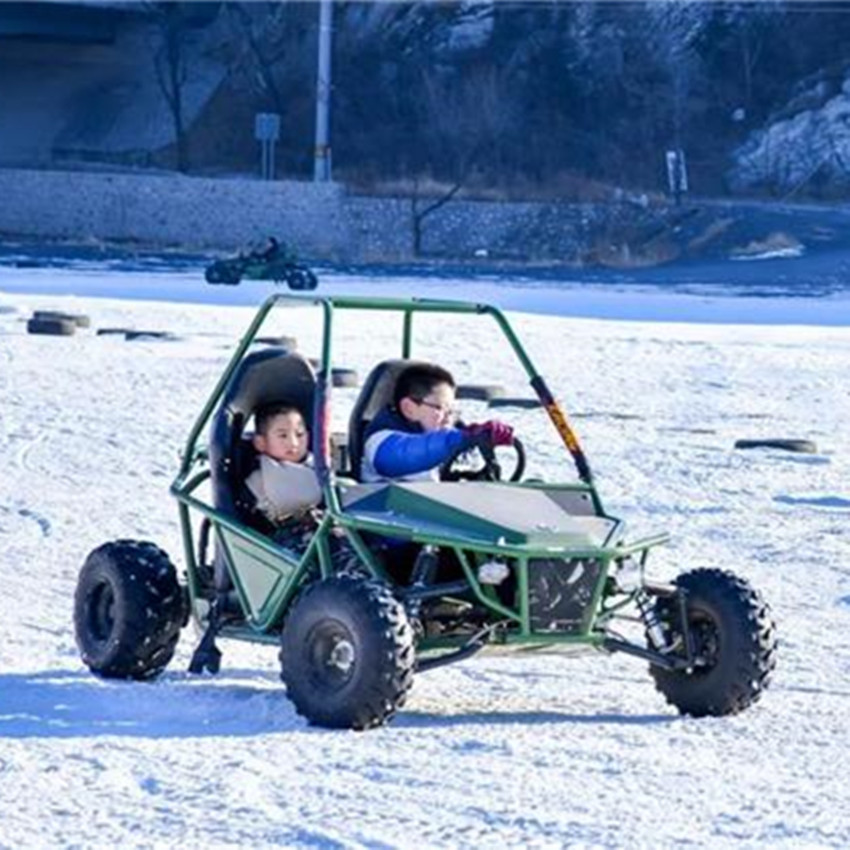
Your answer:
174;294;595;509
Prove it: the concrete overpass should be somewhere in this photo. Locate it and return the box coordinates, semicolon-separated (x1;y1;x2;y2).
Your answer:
0;2;142;44
0;2;223;168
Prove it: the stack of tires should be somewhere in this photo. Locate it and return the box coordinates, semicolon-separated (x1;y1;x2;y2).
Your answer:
26;310;90;337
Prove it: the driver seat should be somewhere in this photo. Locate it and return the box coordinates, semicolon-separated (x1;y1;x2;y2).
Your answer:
347;359;432;482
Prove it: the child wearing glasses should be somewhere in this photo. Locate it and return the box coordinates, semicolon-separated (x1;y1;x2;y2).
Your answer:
361;363;514;483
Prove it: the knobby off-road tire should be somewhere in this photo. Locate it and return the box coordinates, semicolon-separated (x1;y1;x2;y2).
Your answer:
650;568;777;717
280;576;415;730
74;540;185;680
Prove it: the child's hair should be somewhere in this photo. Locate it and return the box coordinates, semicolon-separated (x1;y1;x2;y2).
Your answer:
253;403;307;437
394;364;456;409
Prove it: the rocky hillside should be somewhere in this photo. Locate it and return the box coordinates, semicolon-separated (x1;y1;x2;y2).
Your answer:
170;1;848;202
19;1;850;203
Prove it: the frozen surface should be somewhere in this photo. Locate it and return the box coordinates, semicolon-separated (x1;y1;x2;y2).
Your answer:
1;262;850;325
1;266;849;848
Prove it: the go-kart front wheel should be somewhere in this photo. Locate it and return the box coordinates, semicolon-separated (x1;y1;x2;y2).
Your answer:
285;267;318;291
280;576;415;729
74;540;186;680
649;568;777;717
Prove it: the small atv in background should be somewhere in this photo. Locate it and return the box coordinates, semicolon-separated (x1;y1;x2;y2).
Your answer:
74;294;777;730
204;237;318;290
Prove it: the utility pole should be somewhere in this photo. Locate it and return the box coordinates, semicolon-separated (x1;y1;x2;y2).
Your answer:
313;0;333;182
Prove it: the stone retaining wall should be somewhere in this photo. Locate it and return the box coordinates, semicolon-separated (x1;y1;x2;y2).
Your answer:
0;168;601;263
0;169;349;257
414;198;603;261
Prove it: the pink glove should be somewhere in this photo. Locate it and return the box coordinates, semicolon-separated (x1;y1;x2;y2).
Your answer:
464;420;515;448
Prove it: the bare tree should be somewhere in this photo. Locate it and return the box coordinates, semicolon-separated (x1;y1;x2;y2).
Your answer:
225;2;290;113
410;179;463;258
147;2;193;172
643;2;709;147
409;65;512;255
219;2;316;173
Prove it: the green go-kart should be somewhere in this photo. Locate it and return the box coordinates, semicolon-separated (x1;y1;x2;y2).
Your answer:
74;294;777;730
204;243;318;290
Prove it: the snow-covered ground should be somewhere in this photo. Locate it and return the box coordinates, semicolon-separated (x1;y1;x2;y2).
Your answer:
1;266;849;848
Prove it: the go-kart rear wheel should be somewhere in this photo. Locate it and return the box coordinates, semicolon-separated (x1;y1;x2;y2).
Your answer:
280;576;415;730
74;540;185;680
204;260;242;285
649;568;777;717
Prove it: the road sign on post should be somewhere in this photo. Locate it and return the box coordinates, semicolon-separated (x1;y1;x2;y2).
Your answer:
255;113;281;181
665;148;688;205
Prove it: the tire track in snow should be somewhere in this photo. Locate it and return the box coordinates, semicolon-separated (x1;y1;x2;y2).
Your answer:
13;429;47;473
17;508;51;538
0;339;13;447
774;494;850;510
0;504;52;538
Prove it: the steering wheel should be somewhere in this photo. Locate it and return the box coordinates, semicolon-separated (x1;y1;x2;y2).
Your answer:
440;437;526;483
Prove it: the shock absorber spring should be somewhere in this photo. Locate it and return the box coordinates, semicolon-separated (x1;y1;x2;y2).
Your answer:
637;593;668;651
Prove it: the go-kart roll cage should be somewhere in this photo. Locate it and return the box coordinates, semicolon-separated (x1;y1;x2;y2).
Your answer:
170;295;670;653
175;294;594;499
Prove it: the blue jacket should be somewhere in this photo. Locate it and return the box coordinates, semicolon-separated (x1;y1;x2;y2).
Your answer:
361;406;467;482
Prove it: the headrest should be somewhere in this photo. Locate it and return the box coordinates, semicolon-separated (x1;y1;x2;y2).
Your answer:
355;359;432;422
347;359;431;480
220;347;315;427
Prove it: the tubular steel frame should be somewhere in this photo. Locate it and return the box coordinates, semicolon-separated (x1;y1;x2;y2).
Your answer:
171;295;669;659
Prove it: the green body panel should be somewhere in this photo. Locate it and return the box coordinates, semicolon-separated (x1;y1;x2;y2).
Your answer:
171;294;670;649
216;527;299;627
340;481;619;549
242;260;296;280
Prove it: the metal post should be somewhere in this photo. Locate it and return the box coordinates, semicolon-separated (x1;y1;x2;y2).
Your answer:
313;0;333;182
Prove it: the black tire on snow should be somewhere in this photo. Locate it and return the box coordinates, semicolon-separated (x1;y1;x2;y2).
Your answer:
32;310;91;329
650;568;777;717
96;327;134;336
456;383;506;402
331;367;359;388
280;576;415;730
205;261;242;285
488;397;543;410
254;335;298;350
286;267;318;291
74;540;185;680
734;438;817;454
27;317;76;336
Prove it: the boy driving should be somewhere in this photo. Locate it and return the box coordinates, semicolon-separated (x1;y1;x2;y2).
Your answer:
361;363;514;483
